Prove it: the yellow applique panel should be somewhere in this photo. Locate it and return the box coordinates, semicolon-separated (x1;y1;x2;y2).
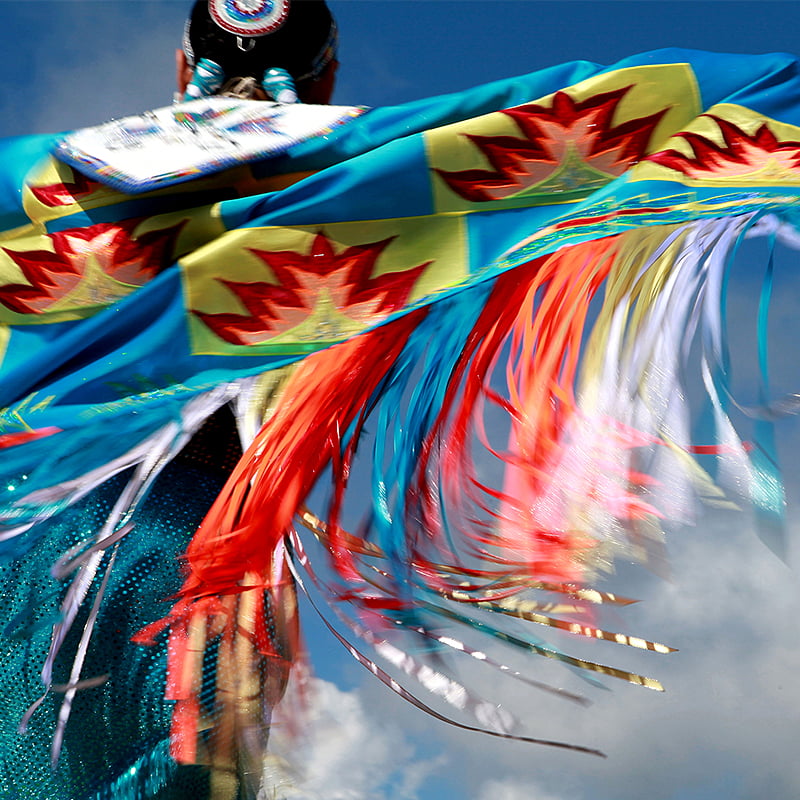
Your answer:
0;207;226;325
632;103;800;186
183;214;468;356
427;63;700;213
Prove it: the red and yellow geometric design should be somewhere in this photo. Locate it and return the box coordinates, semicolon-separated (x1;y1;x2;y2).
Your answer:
0;216;194;324
183;215;467;355
427;63;700;213
635;103;800;185
21;157;118;225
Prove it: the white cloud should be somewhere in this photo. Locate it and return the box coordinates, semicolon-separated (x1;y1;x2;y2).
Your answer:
477;778;576;800
264;678;445;800
3;5;185;138
395;495;800;800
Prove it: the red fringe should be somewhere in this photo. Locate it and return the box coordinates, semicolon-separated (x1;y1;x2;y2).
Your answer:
413;238;618;585
147;309;427;763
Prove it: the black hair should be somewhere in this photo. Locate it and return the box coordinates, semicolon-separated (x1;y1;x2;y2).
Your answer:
186;0;336;83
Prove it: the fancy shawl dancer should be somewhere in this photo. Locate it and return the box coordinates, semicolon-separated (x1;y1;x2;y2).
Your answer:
1;2;800;797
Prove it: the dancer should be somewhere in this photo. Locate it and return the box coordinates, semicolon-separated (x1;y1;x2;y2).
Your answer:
176;0;338;102
0;7;799;797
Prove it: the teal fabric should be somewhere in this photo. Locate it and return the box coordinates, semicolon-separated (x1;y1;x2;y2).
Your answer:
0;462;228;798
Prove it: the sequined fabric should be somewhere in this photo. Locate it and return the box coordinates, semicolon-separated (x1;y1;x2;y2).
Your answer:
0;429;239;799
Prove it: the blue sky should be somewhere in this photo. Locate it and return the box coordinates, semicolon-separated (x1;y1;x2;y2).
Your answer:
8;1;800;136
5;3;800;800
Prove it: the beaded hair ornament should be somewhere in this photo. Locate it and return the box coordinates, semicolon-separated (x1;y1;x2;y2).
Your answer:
209;0;291;38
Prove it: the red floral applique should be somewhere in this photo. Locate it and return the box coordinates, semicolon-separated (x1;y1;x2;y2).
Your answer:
437;86;667;202
0;218;186;314
194;231;430;346
646;115;800;179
